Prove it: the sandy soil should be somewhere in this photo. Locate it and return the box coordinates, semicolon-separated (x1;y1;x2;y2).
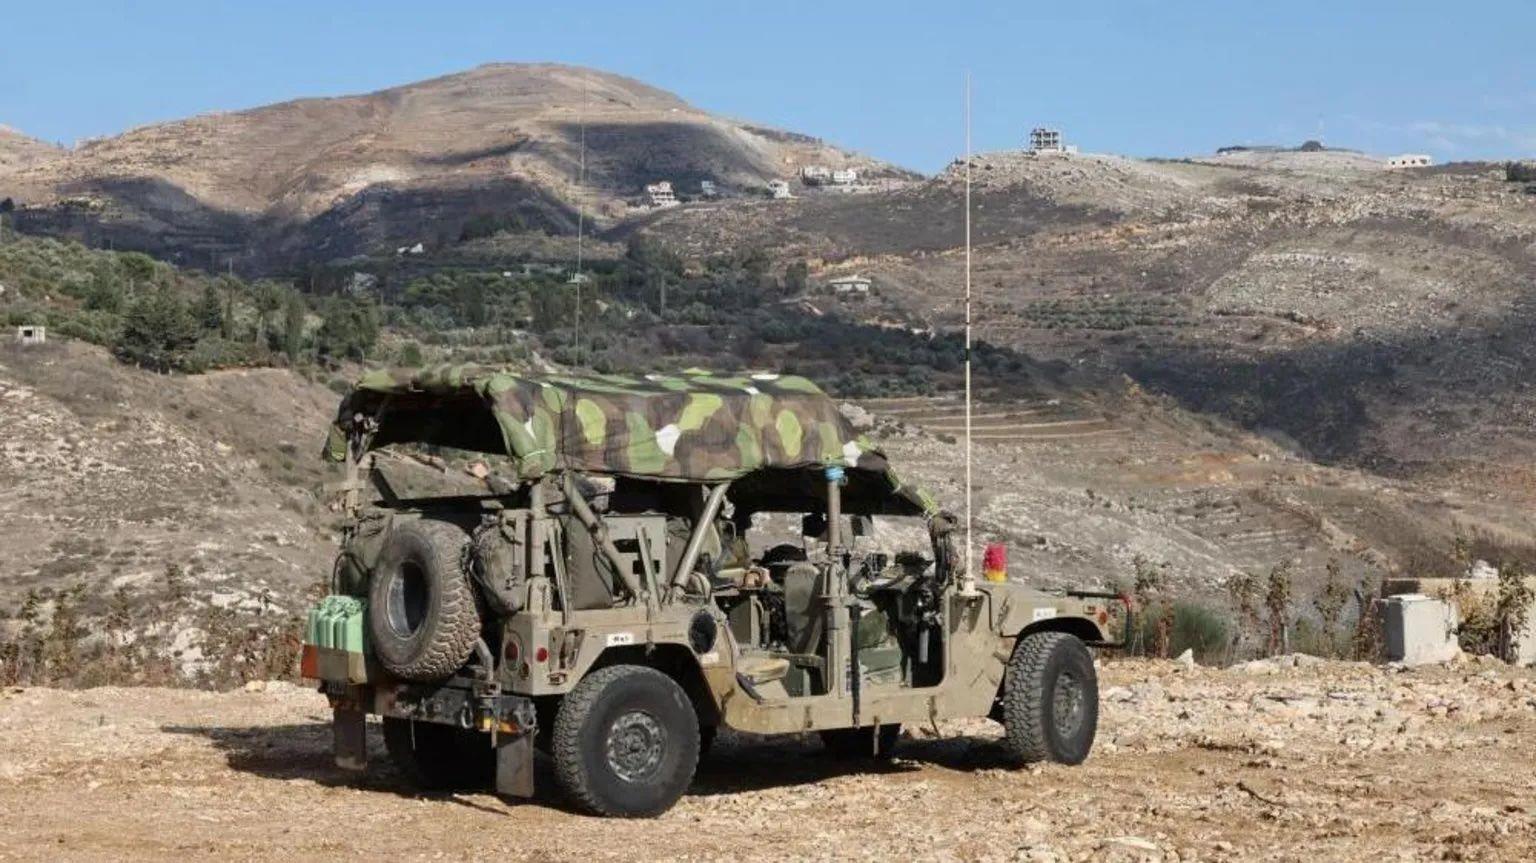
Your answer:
1;658;1533;862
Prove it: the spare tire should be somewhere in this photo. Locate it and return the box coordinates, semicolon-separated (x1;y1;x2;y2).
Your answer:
367;519;481;681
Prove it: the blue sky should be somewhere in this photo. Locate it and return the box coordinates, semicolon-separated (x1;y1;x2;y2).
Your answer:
3;1;1534;172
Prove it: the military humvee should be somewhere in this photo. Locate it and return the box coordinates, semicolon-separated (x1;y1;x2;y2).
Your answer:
303;367;1125;817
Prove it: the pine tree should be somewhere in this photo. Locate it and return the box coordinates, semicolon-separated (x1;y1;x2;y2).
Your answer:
316;297;380;361
198;282;224;332
116;289;200;371
282;292;306;361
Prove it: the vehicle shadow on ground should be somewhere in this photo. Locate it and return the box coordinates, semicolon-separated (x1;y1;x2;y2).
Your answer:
160;722;517;816
163;721;1018;809
691;730;1019;796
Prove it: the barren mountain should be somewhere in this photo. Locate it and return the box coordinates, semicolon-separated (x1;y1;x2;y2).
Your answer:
0;64;909;269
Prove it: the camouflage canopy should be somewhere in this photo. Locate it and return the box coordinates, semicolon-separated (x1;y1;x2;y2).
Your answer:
325;366;936;515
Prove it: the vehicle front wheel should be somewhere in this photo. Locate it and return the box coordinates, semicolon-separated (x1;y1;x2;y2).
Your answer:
1001;631;1098;765
551;665;700;817
382;717;494;790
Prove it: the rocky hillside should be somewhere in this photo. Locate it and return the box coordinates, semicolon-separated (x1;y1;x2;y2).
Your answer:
645;150;1536;507
0;64;910;270
0;126;63;174
7;339;1529;688
0;340;338;674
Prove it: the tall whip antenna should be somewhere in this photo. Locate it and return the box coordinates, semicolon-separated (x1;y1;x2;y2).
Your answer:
961;71;977;596
572;81;589;366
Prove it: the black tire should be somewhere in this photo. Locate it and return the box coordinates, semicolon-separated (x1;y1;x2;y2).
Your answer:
820;723;902;759
382;717;494;790
367;519;481;682
1002;631;1098;765
551;665;700;817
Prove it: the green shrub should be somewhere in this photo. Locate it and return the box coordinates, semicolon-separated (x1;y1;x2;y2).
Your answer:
1130;601;1233;663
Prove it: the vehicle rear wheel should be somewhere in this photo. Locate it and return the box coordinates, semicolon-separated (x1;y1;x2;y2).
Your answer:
367;519;481;682
1002;631;1098;765
819;724;902;759
382;716;494;790
551;665;700;817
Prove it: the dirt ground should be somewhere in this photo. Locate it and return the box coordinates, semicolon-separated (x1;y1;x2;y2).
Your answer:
1;658;1533;862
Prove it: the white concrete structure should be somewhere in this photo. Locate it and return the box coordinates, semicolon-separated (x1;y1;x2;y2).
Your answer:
1386;575;1536;666
766;179;792;199
15;325;45;345
1386;154;1433;169
346;272;378;296
830;168;858;185
800;165;830;185
644;181;678;207
827;274;872;298
1029;127;1065;154
1382;594;1461;666
698;180;718;198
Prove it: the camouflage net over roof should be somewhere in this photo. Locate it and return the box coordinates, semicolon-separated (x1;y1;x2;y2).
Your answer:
325;366;936;514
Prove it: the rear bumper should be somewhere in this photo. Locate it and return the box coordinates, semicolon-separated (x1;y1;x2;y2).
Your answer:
325;678;537;736
325;678;540;798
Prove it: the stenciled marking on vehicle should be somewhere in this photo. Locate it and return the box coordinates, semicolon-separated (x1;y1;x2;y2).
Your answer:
606;632;636;647
1032;607;1057;622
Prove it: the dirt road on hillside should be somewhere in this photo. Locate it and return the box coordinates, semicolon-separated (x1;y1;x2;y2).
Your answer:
1;658;1533;862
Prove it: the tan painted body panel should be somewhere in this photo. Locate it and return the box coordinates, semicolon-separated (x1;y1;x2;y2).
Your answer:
500;575;1108;734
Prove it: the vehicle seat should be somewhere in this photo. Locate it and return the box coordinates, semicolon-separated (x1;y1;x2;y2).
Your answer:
736;654;790;685
781;562;824;656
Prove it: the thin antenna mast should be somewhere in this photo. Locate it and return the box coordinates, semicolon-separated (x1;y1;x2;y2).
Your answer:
961;72;977;596
573;82;589;366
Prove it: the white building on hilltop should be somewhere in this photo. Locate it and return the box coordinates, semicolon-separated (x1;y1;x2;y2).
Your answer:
766;179;792;199
1028;127;1078;156
826;274;872;299
644;181;678;207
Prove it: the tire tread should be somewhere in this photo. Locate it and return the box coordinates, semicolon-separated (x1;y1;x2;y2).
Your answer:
551;665;699;817
1002;631;1096;764
371;519;480;681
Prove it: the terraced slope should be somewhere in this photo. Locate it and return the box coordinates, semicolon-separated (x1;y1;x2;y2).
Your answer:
861;388;1536;594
